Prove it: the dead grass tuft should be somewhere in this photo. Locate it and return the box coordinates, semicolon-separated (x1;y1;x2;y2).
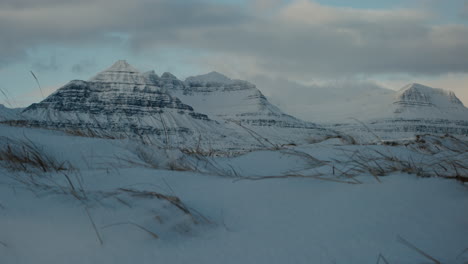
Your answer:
0;137;73;172
339;142;468;183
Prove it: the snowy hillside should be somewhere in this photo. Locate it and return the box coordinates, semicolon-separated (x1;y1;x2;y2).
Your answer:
0;124;466;264
321;83;468;142
16;61;248;151
0;104;22;121
0;61;332;151
391;83;467;120
169;71;328;143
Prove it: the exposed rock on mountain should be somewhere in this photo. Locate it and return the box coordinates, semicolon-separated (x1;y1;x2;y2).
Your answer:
392;83;467;120
15;61;247;151
7;61;330;151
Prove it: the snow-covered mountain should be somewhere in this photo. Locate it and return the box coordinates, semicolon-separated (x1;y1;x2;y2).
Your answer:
0;104;23;121
391;83;467;120
15;61;252;151
155;71;328;143
180;72;317;127
331;83;468;141
7;61;330;151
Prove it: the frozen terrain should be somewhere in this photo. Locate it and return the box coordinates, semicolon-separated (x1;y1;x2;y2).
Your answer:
0;124;467;264
0;61;467;264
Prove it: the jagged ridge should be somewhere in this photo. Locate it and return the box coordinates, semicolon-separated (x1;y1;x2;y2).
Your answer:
17;61;245;149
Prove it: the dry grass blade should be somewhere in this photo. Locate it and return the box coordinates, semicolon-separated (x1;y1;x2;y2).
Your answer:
336;137;468;183
118;188;191;215
0;87;14;108
397;235;440;264
227;119;280;150
102;222;159;239
234;173;359;184
376;253;389;264
350;117;386;144
85;207;104;245
457;247;468;259
158;112;170;147
0;136;72;172
30;71;44;99
280;148;361;183
115;197;132;208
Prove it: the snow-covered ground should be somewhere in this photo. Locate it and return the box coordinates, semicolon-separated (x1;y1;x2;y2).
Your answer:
0;124;467;264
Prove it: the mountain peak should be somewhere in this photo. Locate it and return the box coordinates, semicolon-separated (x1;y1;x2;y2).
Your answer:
161;72;179;80
143;70;160;81
393;82;466;118
88;60;146;85
398;83;434;92
104;60;139;73
206;71;230;80
185;71;232;84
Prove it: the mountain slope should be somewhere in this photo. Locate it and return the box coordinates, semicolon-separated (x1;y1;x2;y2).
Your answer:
145;71;329;144
330;83;468;142
0;104;22;121
391;83;467;120
17;61;247;151
8;61;331;151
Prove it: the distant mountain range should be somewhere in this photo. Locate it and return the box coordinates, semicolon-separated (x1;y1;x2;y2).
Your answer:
319;83;468;141
3;61;329;152
1;60;466;147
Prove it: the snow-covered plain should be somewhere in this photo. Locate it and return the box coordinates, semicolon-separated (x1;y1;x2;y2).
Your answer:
0;124;467;264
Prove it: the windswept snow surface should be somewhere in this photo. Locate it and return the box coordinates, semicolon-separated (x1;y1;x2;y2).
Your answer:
0;125;467;264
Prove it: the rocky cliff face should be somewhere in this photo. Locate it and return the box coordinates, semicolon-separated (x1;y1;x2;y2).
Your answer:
18;61;249;151
12;61;331;151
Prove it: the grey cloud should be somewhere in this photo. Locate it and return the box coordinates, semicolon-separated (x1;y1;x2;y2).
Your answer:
31;56;59;72
461;1;468;19
172;19;468;78
0;0;247;67
71;59;96;74
1;0;468;79
0;0;91;9
250;75;395;122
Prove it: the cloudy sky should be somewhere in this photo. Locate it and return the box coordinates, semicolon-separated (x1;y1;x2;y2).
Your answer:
1;0;467;107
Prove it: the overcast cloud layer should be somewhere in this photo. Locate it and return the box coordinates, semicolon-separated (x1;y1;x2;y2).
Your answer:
1;0;468;80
